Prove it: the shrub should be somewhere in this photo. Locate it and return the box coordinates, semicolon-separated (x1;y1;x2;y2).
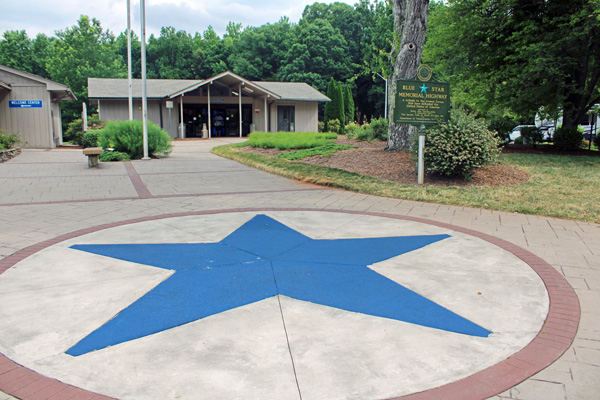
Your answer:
370;117;388;140
328;119;342;135
64;114;103;145
594;133;600;147
318;120;325;133
520;126;543;145
63;118;83;143
514;136;524;145
0;130;19;150
81;131;100;148
356;123;375;141
99;150;131;162
553;127;583;151
345;122;361;139
488;115;517;142
98;120;172;159
423;109;501;178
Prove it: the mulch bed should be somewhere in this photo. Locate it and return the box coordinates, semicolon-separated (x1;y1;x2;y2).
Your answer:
241;138;531;187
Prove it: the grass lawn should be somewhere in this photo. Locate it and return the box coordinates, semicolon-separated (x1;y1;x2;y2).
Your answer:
213;143;600;224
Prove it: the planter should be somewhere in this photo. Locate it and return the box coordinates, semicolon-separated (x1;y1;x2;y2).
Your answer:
0;147;21;163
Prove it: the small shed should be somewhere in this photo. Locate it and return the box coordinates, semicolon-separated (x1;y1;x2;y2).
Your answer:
0;64;76;148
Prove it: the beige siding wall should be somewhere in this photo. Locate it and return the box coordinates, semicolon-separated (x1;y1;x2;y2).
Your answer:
98;99;164;130
252;98;269;132
50;96;62;146
270;100;319;133
96;97;320;136
0;70;53;148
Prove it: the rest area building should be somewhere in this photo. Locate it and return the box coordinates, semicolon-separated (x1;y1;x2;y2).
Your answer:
0;64;76;148
88;71;330;138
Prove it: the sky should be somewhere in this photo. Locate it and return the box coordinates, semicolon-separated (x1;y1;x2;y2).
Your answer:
1;0;358;39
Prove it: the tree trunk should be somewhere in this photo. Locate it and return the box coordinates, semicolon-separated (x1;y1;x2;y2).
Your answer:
386;0;430;152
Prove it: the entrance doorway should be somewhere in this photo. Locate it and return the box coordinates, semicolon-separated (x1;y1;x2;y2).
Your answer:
277;106;295;132
182;104;253;137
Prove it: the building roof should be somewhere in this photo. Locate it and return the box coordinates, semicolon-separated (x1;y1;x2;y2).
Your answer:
0;64;76;100
253;81;330;102
166;71;281;100
88;78;200;99
88;72;330;102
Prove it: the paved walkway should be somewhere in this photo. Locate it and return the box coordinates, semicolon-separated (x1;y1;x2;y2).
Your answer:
0;139;597;400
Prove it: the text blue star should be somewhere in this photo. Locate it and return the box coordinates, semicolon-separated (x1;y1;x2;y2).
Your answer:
67;215;490;356
420;84;429;93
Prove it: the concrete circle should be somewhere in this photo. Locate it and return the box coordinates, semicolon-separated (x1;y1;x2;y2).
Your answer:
0;209;579;400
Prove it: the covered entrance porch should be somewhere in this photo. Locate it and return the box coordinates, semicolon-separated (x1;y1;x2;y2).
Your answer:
182;104;253;138
169;71;280;139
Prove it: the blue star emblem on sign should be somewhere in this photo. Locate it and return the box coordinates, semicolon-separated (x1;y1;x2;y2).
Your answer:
66;215;491;356
420;84;429;93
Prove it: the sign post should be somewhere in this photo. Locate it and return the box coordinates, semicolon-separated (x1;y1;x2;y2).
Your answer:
393;65;450;184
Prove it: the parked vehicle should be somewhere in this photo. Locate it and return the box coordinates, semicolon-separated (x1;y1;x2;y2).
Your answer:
509;125;553;142
508;125;535;142
539;125;555;142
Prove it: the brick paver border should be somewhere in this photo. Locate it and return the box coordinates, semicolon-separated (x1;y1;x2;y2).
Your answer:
0;208;580;400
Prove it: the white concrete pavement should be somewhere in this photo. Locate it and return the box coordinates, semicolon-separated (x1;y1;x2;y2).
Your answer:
0;139;597;400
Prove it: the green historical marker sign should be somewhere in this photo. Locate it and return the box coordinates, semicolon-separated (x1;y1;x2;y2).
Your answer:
393;79;450;125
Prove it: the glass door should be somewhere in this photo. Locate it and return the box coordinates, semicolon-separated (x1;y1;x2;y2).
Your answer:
277;106;295;132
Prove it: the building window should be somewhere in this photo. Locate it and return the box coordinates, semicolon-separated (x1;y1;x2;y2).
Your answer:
277;106;295;132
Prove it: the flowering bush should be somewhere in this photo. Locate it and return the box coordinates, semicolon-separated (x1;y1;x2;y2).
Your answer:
423;109;501;178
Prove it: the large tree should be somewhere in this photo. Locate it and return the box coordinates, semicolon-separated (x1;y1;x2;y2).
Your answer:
147;27;198;79
278;18;352;92
228;18;293;81
0;31;54;78
47;16;124;123
423;0;600;128
386;0;430;151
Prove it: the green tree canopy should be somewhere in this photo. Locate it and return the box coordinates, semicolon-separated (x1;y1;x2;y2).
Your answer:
278;18;352;92
0;30;54;78
47;16;124;122
147;27;198;79
423;0;600;128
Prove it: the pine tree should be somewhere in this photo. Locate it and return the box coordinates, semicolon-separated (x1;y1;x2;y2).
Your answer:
335;81;345;132
324;77;337;132
344;85;354;124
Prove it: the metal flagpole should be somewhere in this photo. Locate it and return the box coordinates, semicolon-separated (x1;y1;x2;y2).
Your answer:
127;0;133;121
141;0;150;159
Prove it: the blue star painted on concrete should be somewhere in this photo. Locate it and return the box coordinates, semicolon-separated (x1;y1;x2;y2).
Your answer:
66;215;491;356
420;84;428;93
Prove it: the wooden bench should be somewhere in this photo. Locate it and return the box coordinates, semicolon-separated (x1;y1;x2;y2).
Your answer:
83;147;103;167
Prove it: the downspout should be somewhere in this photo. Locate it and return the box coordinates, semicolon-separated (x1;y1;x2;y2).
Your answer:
159;101;164;129
268;100;275;132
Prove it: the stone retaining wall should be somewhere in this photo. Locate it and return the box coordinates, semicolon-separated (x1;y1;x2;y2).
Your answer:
0;148;21;163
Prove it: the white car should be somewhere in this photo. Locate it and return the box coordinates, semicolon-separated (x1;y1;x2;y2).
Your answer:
509;125;535;142
509;125;553;142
